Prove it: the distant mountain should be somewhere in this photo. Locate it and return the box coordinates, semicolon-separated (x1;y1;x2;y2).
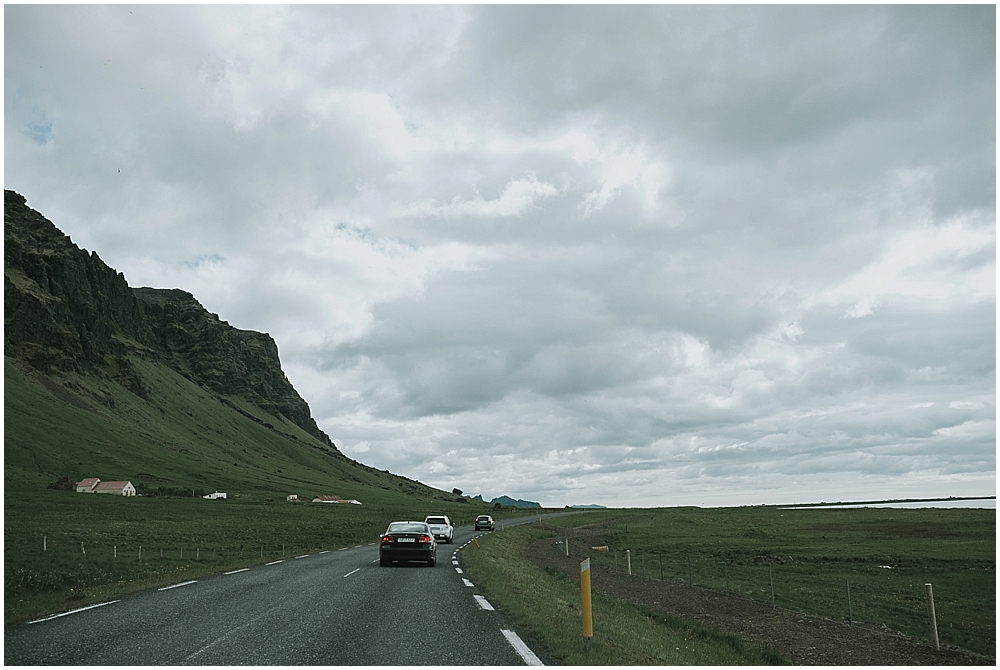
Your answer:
491;495;541;509
2;190;461;505
570;504;606;509
473;494;484;501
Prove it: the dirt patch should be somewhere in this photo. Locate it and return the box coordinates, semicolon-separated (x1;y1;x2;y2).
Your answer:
525;536;991;666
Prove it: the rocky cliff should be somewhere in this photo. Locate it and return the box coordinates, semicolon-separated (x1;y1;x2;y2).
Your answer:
4;189;338;451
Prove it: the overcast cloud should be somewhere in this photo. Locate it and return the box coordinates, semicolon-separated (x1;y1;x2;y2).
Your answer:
5;5;995;507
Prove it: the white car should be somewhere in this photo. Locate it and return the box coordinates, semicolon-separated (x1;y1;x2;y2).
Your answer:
423;515;454;544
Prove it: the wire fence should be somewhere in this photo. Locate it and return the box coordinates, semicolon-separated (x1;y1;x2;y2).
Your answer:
550;530;994;656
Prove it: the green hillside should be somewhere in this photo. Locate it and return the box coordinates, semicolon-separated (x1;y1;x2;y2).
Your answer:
5;353;454;504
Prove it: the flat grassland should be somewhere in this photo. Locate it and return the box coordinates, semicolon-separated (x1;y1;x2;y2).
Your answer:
3;489;537;623
461;506;995;664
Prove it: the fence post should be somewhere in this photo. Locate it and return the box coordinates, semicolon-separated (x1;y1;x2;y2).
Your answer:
847;579;853;627
565;537;569;557
115;545;117;559
81;541;85;555
626;550;632;576
769;567;775;611
925;583;940;650
658;553;663;581
44;536;47;552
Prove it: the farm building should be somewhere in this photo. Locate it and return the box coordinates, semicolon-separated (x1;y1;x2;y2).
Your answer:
93;481;136;496
312;495;362;504
287;494;299;502
203;492;227;500
76;477;101;493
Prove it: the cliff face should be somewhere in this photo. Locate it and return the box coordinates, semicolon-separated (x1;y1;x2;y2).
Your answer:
4;189;337;450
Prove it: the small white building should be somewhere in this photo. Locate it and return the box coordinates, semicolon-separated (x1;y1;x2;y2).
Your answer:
76;477;101;493
203;491;227;500
93;481;136;497
287;494;299;502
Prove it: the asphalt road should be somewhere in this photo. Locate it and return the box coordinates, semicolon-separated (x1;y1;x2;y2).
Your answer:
4;517;558;665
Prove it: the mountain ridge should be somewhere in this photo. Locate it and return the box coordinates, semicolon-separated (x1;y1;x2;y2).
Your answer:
4;189;336;451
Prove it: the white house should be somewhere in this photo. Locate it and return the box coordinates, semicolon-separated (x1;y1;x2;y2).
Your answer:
93;481;136;497
76;477;101;493
203;492;227;500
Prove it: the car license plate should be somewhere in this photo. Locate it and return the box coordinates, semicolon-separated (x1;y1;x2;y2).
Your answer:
396;537;415;542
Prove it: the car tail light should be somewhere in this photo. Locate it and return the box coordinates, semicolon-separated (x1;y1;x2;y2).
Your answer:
381;535;392;543
418;534;432;543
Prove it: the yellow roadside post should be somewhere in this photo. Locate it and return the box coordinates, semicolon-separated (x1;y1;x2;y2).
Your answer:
473;537;480;548
581;557;593;639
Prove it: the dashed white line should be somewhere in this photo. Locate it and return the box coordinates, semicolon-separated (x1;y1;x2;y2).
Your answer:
343;568;360;577
319;550;330;554
455;567;464;574
294;554;309;559
452;560;460;565
462;578;474;587
502;629;543;666
28;600;120;624
266;560;284;565
225;568;249;575
473;594;494;611
158;580;197;591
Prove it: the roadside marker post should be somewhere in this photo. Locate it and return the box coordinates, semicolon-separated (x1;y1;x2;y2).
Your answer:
626;549;632;576
473;537;480;548
580;557;593;639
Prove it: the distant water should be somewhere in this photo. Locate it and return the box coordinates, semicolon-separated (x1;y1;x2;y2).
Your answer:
783;498;995;510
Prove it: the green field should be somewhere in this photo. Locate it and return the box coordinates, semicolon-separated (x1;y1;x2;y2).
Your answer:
4;489;548;623
461;521;787;665
463;507;995;660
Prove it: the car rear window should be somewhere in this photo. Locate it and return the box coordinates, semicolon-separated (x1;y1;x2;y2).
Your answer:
387;522;428;533
477;516;490;521
426;517;447;524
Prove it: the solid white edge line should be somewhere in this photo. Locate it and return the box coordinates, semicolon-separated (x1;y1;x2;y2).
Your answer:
502;629;544;666
28;600;120;624
224;568;249;575
473;594;494;611
158;580;197;591
343;568;360;577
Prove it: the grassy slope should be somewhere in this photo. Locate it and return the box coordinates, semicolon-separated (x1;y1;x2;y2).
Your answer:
4;355;504;622
466;508;995;660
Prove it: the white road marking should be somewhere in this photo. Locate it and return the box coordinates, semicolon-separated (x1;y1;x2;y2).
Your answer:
319;550;330;554
473;595;494;611
158;580;197;591
337;547;347;551
502;629;544;665
266;560;284;565
343;568;360;577
225;568;249;575
462;578;474;587
294;554;309;559
455;567;463;574
452;560;460;565
28;600;120;624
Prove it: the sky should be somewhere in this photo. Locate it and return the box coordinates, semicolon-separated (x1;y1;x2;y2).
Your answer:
5;5;995;508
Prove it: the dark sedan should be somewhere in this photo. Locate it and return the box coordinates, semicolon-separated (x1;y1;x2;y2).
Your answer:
379;521;437;567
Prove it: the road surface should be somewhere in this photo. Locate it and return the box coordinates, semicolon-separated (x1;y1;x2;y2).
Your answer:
5;519;556;665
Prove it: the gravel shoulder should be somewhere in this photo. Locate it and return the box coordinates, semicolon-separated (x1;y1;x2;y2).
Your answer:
525;536;992;666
